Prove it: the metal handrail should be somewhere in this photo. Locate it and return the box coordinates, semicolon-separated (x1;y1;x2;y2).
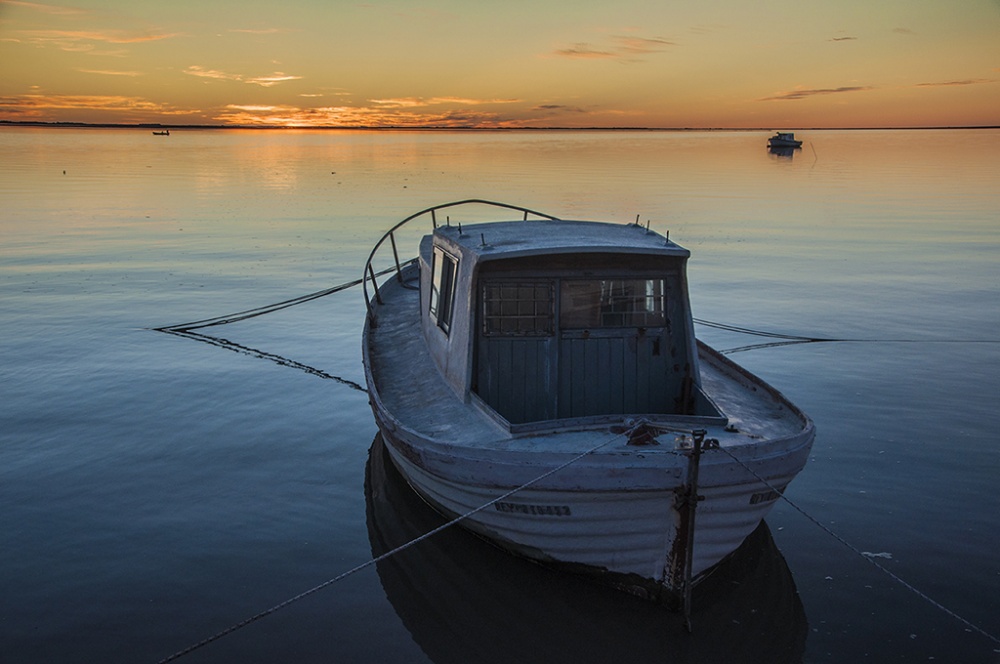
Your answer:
362;199;560;326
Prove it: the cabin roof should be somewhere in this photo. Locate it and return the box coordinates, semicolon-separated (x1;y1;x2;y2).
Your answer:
431;219;689;262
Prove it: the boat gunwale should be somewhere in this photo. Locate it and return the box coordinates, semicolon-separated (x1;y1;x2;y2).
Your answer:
697;339;816;438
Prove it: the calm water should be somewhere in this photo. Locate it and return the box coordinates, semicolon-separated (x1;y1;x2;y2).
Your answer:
2;127;998;663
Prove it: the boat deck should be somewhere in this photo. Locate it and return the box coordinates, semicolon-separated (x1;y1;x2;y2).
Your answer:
366;275;506;443
366;269;805;452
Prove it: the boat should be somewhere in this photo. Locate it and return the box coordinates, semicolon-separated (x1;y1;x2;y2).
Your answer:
767;132;802;148
361;199;815;609
152;129;170;136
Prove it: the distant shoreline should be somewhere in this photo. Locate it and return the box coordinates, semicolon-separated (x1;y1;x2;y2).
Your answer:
1;120;997;131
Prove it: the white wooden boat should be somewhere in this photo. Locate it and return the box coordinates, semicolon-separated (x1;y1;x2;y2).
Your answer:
361;200;814;608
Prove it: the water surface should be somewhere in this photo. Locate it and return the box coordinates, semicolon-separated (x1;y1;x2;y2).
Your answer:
2;127;998;663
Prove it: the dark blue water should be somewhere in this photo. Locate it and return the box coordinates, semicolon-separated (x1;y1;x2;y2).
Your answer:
2;127;998;663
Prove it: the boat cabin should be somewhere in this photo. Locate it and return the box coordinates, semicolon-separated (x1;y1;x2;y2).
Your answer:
417;219;722;430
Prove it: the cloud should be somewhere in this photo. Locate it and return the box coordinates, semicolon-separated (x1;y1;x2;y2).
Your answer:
552;34;674;62
214;102;523;128
893;27;915;35
916;78;993;87
12;28;176;55
830;36;858;42
0;93;192;117
688;24;725;36
429;97;520;105
370;97;520;108
532;104;588;113
228;28;288;35
2;1;87;15
245;73;302;87
76;68;143;77
184;66;302;87
369;98;424;108
17;28;178;44
553;43;618;59
226;104;282;113
614;36;675;54
184;66;243;82
759;86;874;101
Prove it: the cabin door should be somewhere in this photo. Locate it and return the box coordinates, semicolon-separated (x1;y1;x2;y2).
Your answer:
475;280;557;424
475;276;683;424
556;278;675;418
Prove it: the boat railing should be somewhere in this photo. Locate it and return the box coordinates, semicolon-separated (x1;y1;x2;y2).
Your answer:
362;199;560;327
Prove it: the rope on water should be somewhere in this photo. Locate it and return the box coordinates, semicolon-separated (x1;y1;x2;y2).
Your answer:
693;318;828;342
155;281;359;332
150;267;415;389
693;318;1000;355
159;328;367;392
155;262;410;333
154;427;631;664
710;444;1000;649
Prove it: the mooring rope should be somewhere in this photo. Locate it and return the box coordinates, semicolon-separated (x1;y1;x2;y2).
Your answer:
155;262;410;333
692;318;1000;355
693;318;826;342
150;269;408;389
155;281;360;332
710;445;1000;648
154;428;631;664
159;328;367;392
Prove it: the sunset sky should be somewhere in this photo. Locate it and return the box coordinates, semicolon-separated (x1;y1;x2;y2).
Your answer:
1;0;998;128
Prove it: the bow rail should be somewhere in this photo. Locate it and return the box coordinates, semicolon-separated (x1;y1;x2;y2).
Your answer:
362;199;560;327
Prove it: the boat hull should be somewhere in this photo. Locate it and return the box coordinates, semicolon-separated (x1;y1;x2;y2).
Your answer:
371;397;812;604
365;434;809;662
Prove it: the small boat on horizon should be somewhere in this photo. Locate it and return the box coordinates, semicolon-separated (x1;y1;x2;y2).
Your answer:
361;199;815;610
152;129;170;136
768;132;802;148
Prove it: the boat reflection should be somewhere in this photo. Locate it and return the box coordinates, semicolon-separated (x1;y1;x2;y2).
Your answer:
365;435;807;664
768;145;799;159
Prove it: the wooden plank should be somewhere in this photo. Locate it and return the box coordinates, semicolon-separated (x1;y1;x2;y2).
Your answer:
501;339;532;422
584;339;601;416
608;338;625;414
558;338;572;418
636;335;650;412
622;335;638;413
571;338;586;417
596;338;612;415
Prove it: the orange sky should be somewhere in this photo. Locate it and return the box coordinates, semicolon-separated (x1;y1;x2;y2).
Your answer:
1;0;998;128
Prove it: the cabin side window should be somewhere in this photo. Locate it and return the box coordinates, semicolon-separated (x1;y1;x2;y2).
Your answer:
560;279;666;328
482;281;554;336
429;246;458;333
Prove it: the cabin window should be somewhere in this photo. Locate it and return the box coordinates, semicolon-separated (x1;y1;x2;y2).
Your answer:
482;281;554;337
429;246;458;333
560;279;666;328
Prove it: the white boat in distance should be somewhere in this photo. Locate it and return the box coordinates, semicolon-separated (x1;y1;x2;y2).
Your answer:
768;132;802;148
362;200;815;609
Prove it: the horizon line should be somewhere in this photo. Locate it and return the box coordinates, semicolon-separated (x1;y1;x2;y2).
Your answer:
2;120;998;132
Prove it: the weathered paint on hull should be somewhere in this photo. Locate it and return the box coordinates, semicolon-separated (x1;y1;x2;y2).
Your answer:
365;434;810;661
376;420;810;603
